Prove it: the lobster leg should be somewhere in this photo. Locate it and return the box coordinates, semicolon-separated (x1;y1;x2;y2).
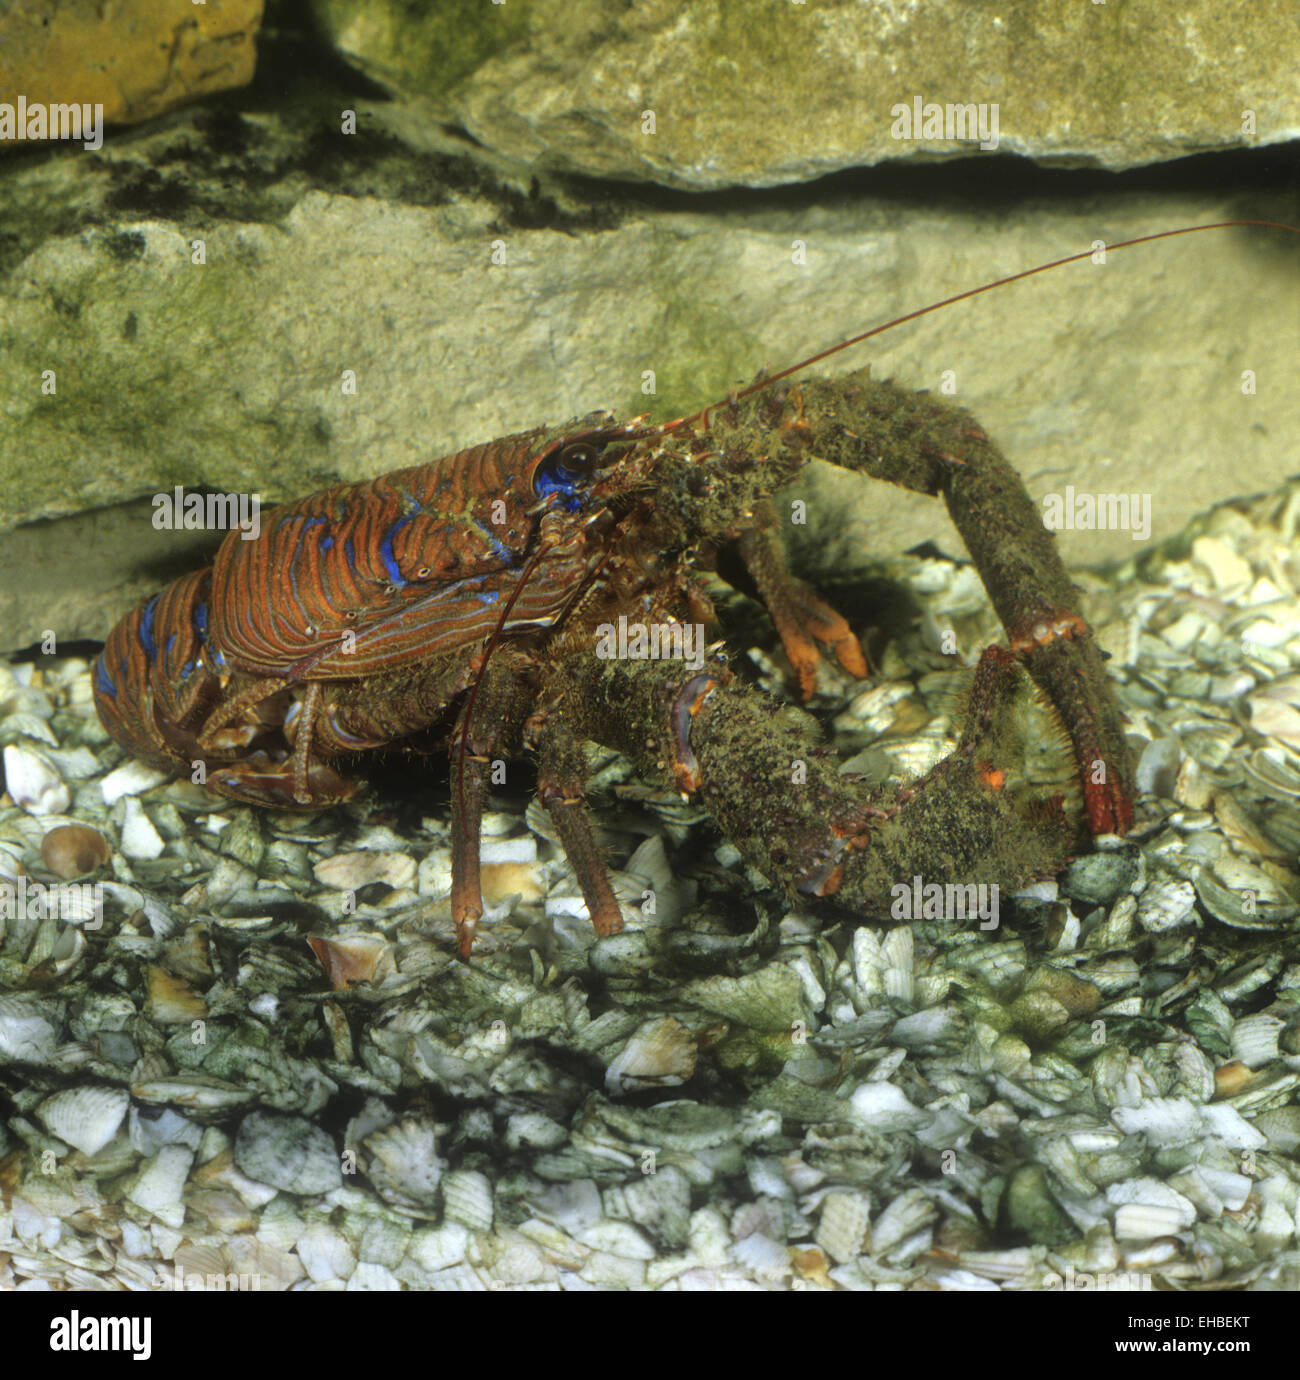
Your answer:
553;648;1074;917
448;656;526;956
196;675;289;746
735;499;870;699
534;721;625;939
718;370;1133;835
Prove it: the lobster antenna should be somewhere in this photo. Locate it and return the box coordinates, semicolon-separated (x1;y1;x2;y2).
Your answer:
454;536;558;822
666;220;1300;432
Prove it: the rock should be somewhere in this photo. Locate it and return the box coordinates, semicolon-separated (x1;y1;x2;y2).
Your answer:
307;0;1298;187
0;0;262;138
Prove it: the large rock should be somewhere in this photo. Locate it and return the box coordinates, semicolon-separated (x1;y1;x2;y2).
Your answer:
0;104;1296;649
308;0;1299;188
0;0;263;140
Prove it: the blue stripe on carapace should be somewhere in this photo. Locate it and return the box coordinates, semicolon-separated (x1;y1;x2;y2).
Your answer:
193;601;209;640
379;513;415;587
138;595;160;660
472;518;517;567
344;537;357;573
320;535;334;554
165;632;177;654
474;590;500;604
94;653;116;698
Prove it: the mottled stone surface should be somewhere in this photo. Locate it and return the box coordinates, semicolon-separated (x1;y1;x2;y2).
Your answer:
0;97;1297;648
308;0;1299;188
0;0;263;139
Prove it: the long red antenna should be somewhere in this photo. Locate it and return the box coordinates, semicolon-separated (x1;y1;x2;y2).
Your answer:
665;220;1299;432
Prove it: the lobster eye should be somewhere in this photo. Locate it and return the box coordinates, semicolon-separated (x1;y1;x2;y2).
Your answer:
533;438;606;508
558;443;598;469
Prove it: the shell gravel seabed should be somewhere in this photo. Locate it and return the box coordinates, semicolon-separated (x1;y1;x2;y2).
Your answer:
1;482;1299;1292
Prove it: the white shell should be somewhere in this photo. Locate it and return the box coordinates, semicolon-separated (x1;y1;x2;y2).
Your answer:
1113;1202;1188;1241
814;1190;870;1264
849;1081;927;1131
363;1117;444;1210
3;745;69;816
234;1110;343;1195
0;995;58;1064
37;1085;129;1155
730;1231;788;1279
605;1016;697;1094
99;759;168;805
478;835;537;865
1107;1178;1196;1240
1136;876;1196;932
1110;1096;1203;1147
120;798;164;860
442;1169;493;1232
1231;1013;1283;1068
871;1187;937;1258
295;1223;357;1284
127;1145;195;1228
313;850;416;890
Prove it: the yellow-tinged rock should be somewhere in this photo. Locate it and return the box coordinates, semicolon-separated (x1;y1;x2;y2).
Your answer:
0;0;263;143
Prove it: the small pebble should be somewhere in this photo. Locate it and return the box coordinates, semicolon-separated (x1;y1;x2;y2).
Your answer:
40;823;110;878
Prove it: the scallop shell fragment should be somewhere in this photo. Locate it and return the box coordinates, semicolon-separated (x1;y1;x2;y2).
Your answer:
442;1169;493;1232
37;1086;129;1155
814;1190;870;1265
1242;746;1300;801
313;850;416;890
363;1117;444;1211
1231;1014;1283;1069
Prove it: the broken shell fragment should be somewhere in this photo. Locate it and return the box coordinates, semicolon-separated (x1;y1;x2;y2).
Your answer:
313;850;416;891
3;745;69;815
363;1117;444;1211
307;933;395;989
605;1016;698;1094
37;1086;129;1155
234;1110;343;1195
442;1169;494;1232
